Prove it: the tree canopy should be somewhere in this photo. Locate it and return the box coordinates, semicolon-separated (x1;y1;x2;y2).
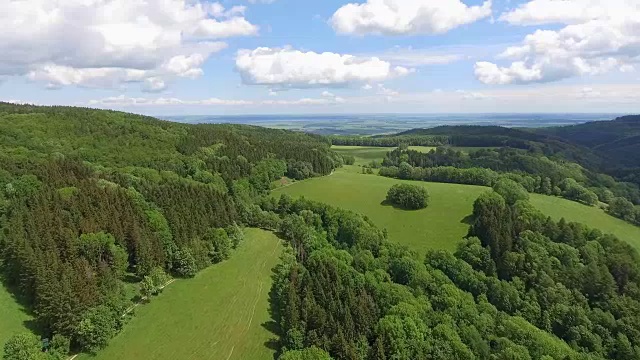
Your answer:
386;183;430;210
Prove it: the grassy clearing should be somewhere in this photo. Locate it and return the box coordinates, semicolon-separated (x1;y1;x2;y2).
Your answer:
274;167;485;253
274;167;640;254
0;283;32;354
408;146;437;153
331;146;394;166
331;146;436;166
80;229;282;360
530;194;640;251
331;145;492;167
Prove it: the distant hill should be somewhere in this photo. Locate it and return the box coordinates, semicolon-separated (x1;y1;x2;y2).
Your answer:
535;115;640;168
390;125;605;171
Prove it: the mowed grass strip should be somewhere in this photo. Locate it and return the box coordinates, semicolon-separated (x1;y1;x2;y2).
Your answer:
274;167;485;253
80;229;282;360
0;283;32;355
530;194;640;251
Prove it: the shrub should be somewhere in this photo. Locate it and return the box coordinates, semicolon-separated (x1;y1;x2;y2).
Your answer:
342;155;356;165
386;184;430;210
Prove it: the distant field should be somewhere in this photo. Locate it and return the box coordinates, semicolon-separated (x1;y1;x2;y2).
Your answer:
0;283;32;355
332;146;394;166
331;145;437;166
81;229;282;360
275;168;640;254
331;145;491;166
274;167;485;253
530;194;640;251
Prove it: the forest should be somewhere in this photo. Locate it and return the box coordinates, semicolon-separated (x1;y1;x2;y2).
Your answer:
2;103;640;360
259;190;640;359
378;146;640;226
0;103;340;357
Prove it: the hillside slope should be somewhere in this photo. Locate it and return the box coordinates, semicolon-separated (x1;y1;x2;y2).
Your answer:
537;115;640;168
0;103;339;355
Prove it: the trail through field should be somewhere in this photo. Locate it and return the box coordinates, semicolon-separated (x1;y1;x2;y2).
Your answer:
79;229;283;360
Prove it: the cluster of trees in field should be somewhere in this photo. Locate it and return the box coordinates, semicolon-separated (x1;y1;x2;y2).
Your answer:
385;184;429;210
0;103;341;357
380;147;640;223
256;188;640;360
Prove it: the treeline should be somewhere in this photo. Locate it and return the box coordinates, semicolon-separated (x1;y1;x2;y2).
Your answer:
380;147;640;223
380;165;599;206
329;135;449;147
0;103;341;356
258;192;640;359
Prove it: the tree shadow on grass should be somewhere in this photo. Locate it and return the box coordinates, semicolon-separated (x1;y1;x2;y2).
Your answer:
262;320;281;355
263;250;284;360
1;276;43;335
379;199;422;211
460;214;475;225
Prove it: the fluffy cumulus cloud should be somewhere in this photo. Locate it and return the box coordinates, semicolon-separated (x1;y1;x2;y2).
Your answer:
476;0;640;84
0;0;257;90
235;47;412;88
331;0;492;35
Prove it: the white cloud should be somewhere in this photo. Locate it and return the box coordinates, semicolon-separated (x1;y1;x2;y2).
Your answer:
620;65;636;73
235;47;412;88
331;0;492;35
262;97;347;105
85;83;640;113
346;83;640;112
499;0;634;25
380;51;463;67
477;0;640;84
88;95;347;107
377;84;399;96
0;1;256;90
143;77;167;93
2;99;35;105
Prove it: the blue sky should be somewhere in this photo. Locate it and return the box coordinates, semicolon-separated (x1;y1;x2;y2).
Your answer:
1;0;638;115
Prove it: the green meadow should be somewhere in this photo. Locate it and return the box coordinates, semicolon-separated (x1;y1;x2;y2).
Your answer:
331;145;492;167
331;146;395;166
0;283;32;355
331;145;437;166
275;167;640;254
274;167;485;253
530;194;640;251
80;229;282;360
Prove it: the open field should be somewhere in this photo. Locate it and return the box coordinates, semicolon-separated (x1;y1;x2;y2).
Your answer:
331;146;395;166
331;145;493;166
274;166;485;253
530;194;640;251
80;229;283;360
274;167;640;254
0;283;32;355
331;145;437;166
